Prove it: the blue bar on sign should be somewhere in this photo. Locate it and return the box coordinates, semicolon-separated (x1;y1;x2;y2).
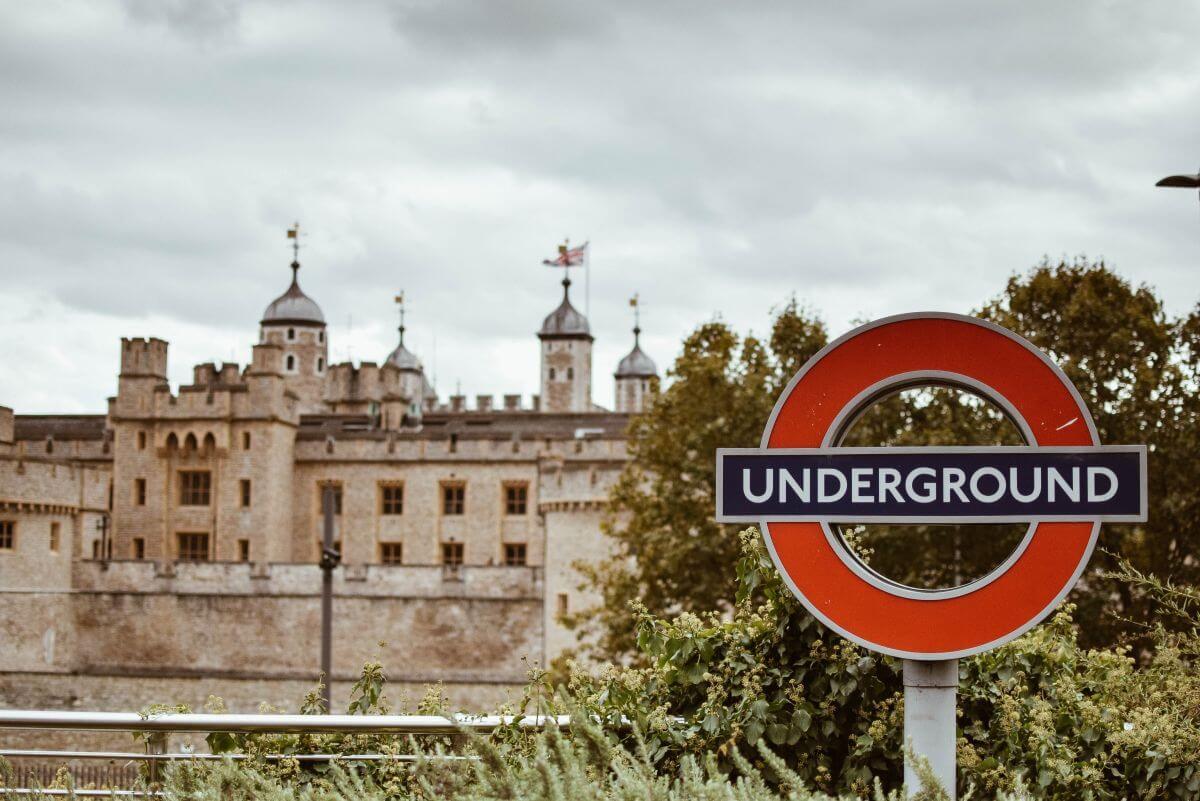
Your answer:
715;447;1146;523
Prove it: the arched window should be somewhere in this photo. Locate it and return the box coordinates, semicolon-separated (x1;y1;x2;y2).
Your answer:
202;433;216;456
183;433;198;453
318;331;324;343
317;357;324;372
166;432;179;452
287;328;296;341
286;354;296;371
548;367;556;380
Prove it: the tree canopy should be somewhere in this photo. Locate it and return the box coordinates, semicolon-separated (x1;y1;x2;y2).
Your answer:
575;258;1200;658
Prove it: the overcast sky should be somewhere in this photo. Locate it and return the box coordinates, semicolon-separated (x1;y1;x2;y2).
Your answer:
2;1;1199;413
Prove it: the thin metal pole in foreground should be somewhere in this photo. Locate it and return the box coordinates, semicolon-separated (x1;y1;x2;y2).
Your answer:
902;659;957;800
320;484;338;713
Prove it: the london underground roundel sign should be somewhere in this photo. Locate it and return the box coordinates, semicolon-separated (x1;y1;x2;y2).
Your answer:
716;313;1148;660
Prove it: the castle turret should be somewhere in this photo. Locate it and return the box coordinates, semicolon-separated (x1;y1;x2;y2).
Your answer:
538;277;593;413
384;293;436;417
258;227;328;414
614;325;658;413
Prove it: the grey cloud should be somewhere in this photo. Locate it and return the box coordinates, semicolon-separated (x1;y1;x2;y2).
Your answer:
1;0;1199;414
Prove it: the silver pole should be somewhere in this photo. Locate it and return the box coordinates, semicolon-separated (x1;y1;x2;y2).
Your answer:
902;659;957;800
320;484;337;712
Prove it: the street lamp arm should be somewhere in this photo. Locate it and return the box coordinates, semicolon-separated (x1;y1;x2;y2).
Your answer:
1155;174;1200;188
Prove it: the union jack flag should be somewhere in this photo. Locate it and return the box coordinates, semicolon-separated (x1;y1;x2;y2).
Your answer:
542;240;588;267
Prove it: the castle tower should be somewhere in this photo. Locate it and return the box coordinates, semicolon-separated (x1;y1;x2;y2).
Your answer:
538;276;593;413
614;304;658;413
384;293;437;419
259;225;328;414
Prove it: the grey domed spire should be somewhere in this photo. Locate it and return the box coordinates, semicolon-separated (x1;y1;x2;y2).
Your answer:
386;291;423;371
386;326;423;372
616;325;657;377
539;277;592;339
261;260;326;326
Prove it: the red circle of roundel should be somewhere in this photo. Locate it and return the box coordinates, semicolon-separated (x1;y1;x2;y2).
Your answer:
760;313;1099;659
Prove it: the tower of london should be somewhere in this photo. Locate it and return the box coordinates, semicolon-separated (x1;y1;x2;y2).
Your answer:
0;251;658;720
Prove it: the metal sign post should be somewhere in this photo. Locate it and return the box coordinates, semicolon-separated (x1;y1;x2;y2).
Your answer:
319;484;341;713
903;660;957;797
715;313;1149;799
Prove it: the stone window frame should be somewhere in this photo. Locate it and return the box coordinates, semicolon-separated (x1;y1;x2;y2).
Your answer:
379;481;404;516
441;481;465;516
240;479;252;508
242;432;252;450
0;520;15;550
178;470;211;506
379;542;403;565
49;522;60;553
503;542;527;566
238;539;250;562
503;482;529;516
133;538;145;560
176;531;210;562
135;477;147;506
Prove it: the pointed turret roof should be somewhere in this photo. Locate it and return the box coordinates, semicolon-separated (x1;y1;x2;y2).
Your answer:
616;325;657;377
261;261;325;326
539;277;592;339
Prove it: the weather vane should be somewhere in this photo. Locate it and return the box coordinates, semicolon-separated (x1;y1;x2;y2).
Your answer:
394;291;406;343
286;222;302;264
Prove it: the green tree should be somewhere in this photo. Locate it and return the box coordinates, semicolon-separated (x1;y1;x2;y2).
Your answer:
978;257;1192;647
570;299;827;660
579;257;1199;657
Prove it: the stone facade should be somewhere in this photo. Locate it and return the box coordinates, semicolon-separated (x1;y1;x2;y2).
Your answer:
0;261;657;728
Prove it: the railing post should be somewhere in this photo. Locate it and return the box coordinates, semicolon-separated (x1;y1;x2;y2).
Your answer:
145;731;167;788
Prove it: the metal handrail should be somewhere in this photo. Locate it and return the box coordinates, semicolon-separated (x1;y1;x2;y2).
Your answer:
0;749;474;762
0;710;571;734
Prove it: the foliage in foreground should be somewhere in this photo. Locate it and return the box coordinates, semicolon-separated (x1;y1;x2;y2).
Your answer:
1;711;997;801
567;530;1200;800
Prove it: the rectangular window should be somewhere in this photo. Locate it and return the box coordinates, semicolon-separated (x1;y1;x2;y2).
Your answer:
379;542;403;565
0;520;14;550
178;471;211;506
240;479;252;508
133;538;145;560
380;483;404;515
242;432;251;450
503;543;527;566
135;478;146;506
319;484;343;516
441;541;464;566
49;522;60;552
177;532;210;562
557;593;569;617
504;483;528;516
442;483;465;515
238;539;250;562
137;431;146;450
